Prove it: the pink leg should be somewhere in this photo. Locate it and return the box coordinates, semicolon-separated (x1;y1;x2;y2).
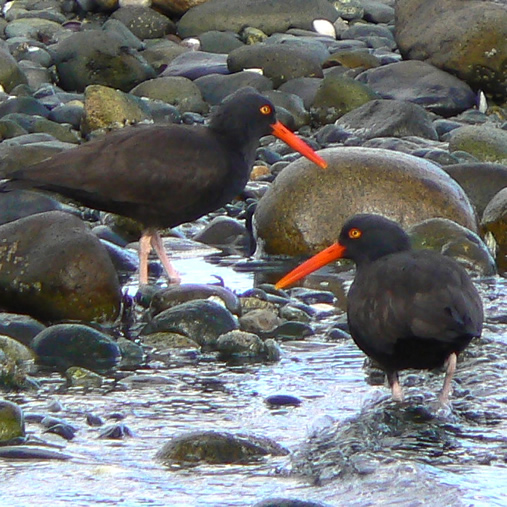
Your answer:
150;230;181;284
439;352;457;405
387;371;404;402
138;230;153;286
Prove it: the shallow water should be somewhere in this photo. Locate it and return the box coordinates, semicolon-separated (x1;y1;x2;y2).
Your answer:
1;251;506;507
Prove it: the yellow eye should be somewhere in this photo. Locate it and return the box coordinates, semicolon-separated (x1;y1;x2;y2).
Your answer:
348;228;362;239
260;105;272;115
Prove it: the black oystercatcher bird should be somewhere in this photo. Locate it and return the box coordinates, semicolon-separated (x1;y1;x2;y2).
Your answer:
1;88;327;285
276;214;483;404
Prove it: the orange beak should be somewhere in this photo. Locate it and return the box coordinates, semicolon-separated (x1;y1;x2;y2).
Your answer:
275;242;347;289
271;121;327;169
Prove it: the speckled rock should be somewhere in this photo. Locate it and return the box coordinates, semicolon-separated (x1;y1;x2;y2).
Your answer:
130;76;209;114
448;126;507;164
156;430;288;465
111;6;176;39
65;366;104;388
0;334;35;363
31;323;121;373
254;147;478;255
408;218;496;276
80;84;152;136
0;400;25;444
52;30;156;92
395;0;507;103
0;211;121;322
239;308;281;334
481;187;507;273
177;0;339;37
311;72;380;124
142;299;238;348
357;60;477;117
216;330;265;358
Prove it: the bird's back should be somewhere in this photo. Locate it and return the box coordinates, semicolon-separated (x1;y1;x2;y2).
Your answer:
3;123;250;228
347;249;483;371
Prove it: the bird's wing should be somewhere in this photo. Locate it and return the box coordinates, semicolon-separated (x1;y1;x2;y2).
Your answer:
349;251;483;351
7;125;236;216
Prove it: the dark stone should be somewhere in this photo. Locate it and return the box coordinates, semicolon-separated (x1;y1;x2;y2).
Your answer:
227;43;324;87
142;299;238;348
336;99;438;140
0;211;121;322
150;283;242;316
52;30;156;92
0;312;46;347
395;0;507;103
195;71;273;105
0;189;63;226
31;323;121;373
357;60;477;117
177;0;339;37
161;51;229;80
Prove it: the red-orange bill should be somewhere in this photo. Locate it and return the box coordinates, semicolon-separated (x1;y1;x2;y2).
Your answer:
275;242;346;290
271;121;327;169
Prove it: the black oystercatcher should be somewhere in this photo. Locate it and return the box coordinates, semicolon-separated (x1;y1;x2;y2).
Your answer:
276;214;483;404
1;88;327;285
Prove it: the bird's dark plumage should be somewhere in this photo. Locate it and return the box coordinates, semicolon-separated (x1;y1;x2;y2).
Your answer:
277;214;484;403
1;87;326;284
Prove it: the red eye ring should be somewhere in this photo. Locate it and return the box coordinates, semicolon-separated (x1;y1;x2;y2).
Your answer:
260;105;272;115
348;228;362;239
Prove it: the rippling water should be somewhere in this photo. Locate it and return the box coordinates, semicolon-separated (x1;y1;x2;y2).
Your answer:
1;252;506;507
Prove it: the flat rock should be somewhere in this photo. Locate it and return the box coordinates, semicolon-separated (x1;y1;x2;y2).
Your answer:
335;99;438;140
177;0;339;37
254;147;478;255
227;43;324;87
357;60;477;117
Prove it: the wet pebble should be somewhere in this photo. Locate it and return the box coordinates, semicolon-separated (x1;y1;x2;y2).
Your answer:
156;429;288;466
98;423;134;439
265;394;302;407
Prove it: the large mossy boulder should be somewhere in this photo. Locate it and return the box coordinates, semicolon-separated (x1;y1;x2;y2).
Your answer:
254;147;478;255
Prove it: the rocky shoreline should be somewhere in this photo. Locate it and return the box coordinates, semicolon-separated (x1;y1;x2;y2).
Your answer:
0;1;506;505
